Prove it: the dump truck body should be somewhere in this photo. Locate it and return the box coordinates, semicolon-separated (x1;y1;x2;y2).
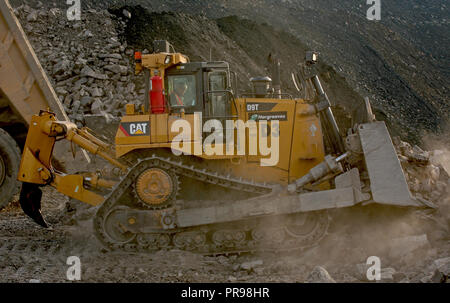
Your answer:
0;0;68;208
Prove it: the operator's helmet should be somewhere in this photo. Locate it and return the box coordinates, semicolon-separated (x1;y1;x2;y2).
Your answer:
173;78;188;92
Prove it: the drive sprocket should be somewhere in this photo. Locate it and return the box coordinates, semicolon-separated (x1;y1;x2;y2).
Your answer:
132;166;179;210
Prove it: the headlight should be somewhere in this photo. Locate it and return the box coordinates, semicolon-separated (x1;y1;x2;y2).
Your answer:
306;51;319;64
164;55;171;64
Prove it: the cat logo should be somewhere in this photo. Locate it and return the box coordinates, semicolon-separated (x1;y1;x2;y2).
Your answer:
120;122;149;137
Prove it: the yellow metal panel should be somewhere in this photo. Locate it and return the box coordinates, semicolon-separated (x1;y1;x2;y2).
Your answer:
154;113;168;143
17;147;48;184
125;104;135;115
150;114;157;142
289;103;325;182
139;53;189;90
17;114;56;185
115;97;324;186
242;98;295;172
168;113;197;142
230;160;289;184
54;175;104;206
115;114;151;145
116;143;172;158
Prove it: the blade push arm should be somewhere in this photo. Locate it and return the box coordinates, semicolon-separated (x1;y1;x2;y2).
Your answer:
18;111;127;206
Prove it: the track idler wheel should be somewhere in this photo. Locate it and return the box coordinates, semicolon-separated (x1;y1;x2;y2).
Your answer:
284;211;330;246
103;207;136;244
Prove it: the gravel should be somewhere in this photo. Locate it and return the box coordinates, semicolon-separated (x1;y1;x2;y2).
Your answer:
13;6;146;128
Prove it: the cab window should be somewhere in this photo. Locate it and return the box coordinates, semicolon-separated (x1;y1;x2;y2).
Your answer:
167;75;197;108
206;72;230;117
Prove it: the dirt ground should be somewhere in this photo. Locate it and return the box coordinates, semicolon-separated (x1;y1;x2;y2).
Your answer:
1;185;448;283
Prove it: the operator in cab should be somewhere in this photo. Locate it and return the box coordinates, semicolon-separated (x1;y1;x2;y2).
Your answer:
170;80;187;106
169;77;196;108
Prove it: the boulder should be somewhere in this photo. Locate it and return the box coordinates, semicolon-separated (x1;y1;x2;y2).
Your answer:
71;100;81;112
53;59;71;76
91;99;103;114
379;268;396;283
306;266;336;283
123;9;132;19
90;87;103;98
104;64;128;75
236;260;263;272
99;53;123;60
430;257;450;283
80;96;93;107
80;66;108;80
26;10;38;22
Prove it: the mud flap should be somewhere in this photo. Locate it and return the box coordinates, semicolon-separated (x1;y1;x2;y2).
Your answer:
19;182;48;228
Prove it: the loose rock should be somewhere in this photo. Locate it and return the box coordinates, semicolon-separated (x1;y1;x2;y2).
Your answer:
306;266;336;283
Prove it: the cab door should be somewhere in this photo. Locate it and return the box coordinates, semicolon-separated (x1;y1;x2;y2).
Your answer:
202;70;235;156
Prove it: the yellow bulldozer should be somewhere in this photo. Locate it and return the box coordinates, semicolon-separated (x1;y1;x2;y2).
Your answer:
17;40;433;254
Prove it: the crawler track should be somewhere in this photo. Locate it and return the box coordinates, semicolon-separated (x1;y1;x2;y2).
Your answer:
93;155;329;255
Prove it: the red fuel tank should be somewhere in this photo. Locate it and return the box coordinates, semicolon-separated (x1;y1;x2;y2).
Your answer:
150;74;165;114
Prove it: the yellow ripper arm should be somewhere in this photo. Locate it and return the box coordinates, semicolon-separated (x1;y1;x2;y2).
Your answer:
18;111;127;226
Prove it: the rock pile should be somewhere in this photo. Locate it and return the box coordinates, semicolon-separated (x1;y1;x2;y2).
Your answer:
13;5;146;127
394;137;450;204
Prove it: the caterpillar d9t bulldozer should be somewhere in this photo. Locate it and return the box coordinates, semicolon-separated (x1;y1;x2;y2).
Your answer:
17;41;432;254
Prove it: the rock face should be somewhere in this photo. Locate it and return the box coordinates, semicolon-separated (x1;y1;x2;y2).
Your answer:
13;6;146;128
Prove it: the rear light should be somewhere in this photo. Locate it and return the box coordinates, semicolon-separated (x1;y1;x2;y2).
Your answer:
134;51;142;63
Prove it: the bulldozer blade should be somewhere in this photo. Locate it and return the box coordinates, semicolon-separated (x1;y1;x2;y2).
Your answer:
358;121;433;208
19;182;48;228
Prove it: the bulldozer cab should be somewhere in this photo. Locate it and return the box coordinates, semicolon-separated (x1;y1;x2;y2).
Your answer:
119;48;327;184
165;61;234;121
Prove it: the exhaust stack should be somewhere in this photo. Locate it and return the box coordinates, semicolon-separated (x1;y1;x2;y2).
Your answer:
268;53;282;98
